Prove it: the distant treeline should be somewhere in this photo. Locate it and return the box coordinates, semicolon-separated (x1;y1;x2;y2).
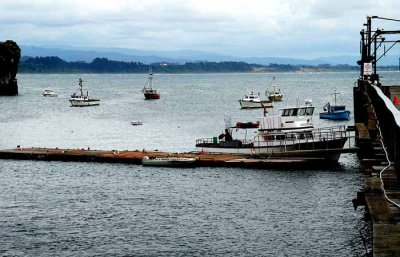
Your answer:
17;56;399;73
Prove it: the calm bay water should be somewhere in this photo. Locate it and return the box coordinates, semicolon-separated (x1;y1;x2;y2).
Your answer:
2;71;399;256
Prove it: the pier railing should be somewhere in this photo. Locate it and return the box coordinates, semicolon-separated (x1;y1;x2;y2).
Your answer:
196;125;352;153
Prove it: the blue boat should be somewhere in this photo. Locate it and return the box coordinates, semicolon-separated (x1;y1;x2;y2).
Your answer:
319;90;350;120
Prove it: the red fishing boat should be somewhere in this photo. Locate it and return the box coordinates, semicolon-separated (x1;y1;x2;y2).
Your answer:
142;69;160;100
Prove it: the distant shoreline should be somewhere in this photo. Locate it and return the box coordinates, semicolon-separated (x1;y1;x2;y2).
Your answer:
18;56;399;74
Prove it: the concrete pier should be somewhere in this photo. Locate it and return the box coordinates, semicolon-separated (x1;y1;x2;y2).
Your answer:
354;81;400;256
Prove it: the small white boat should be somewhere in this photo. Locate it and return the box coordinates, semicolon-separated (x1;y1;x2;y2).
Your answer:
239;92;273;109
69;78;100;107
131;120;143;126
43;88;58;97
142;156;197;167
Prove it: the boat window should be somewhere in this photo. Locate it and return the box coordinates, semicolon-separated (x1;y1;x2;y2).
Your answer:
282;109;290;116
292;108;298;116
306;107;314;115
298;108;306;115
276;134;286;140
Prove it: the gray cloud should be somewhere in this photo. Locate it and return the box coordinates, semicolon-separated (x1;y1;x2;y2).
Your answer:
1;0;399;58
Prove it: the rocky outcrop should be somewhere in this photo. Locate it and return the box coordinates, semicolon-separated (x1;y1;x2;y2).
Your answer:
0;40;21;95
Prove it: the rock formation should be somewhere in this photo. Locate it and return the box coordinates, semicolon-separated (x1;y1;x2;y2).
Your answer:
0;40;21;95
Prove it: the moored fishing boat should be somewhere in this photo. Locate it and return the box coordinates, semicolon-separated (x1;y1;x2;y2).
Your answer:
69;78;100;107
196;100;352;161
239;91;273;109
142;68;160;100
319;89;350;120
266;76;283;101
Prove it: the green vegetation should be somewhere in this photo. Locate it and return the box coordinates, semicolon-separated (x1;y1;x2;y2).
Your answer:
18;56;380;73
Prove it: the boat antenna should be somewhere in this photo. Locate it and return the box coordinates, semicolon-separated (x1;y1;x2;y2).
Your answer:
332;88;339;105
266;76;276;96
271;76;276;88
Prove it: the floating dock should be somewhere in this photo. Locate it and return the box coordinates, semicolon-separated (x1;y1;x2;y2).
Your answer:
0;147;356;168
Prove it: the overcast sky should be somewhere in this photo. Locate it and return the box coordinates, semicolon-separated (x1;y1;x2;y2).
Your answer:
2;0;400;58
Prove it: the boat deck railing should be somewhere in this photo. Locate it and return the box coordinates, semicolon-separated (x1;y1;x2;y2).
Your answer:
254;125;353;152
196;125;354;152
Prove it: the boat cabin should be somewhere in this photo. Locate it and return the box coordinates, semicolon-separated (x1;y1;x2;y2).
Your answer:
280;106;314;117
259;104;315;132
242;92;261;102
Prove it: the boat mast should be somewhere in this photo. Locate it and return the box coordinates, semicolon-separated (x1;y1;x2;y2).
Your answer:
333;89;339;105
79;78;83;96
272;76;276;92
148;66;153;89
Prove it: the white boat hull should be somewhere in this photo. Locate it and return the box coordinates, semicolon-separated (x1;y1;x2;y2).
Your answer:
69;99;100;107
43;93;58;97
239;100;273;109
196;126;350;162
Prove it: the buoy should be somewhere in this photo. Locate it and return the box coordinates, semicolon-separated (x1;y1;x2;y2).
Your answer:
394;96;399;105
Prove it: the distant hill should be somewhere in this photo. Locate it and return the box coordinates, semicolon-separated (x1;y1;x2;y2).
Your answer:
20;45;399;66
21;45;398;66
21;45;183;64
18;56;370;74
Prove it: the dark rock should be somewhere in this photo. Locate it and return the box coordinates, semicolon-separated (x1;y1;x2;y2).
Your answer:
0;40;21;95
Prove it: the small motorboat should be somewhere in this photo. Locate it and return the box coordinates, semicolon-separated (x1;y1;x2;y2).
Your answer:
239;92;273;109
131;120;143;126
142;156;197;167
43;88;58;97
319;90;350;120
69;78;100;107
142;68;160;100
266;76;283;101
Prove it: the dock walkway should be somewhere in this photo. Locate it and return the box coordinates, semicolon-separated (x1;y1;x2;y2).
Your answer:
0;147;353;168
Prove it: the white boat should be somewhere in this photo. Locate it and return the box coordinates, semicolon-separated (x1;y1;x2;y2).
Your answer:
239;92;273;109
131;120;143;126
266;76;283;101
69;78;100;107
196;100;351;162
43;88;58;97
142;156;197;167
